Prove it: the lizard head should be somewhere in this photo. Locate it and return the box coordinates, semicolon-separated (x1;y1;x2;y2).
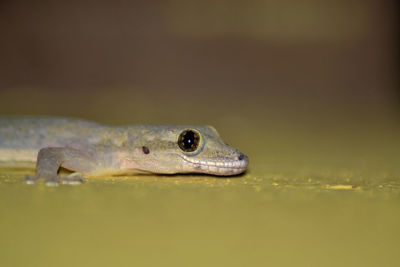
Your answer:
124;125;248;176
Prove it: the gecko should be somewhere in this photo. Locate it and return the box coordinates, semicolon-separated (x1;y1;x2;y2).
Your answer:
0;117;249;186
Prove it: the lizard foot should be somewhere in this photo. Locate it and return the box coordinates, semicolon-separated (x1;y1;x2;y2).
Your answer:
60;172;85;185
44;177;60;187
23;173;85;186
45;173;85;187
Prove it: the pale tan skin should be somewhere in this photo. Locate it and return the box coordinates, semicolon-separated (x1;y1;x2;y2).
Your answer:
0;117;249;186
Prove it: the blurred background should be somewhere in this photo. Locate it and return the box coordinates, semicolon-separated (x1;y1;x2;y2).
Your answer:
1;1;400;267
0;0;398;125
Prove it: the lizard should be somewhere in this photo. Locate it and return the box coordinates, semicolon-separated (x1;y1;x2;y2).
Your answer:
0;117;249;186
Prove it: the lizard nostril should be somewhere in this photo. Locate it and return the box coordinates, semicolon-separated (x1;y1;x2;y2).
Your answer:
238;153;245;161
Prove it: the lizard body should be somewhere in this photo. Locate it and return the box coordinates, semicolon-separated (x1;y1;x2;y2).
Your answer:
0;117;248;185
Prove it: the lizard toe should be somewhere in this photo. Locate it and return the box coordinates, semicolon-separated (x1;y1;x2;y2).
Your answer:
45;177;60;187
60;173;85;185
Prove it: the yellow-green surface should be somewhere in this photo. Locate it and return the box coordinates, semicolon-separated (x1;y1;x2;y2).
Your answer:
1;117;400;267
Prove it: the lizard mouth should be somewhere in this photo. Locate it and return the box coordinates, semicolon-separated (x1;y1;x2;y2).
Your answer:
179;154;249;176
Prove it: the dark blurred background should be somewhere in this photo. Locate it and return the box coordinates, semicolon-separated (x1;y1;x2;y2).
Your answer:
0;0;398;127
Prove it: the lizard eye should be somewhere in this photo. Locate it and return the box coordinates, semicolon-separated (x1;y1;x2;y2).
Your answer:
178;130;200;152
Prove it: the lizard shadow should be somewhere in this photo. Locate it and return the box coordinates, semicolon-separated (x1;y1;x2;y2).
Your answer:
113;171;247;179
59;167;248;180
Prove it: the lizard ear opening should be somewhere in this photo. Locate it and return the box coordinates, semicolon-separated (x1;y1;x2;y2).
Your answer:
178;130;200;152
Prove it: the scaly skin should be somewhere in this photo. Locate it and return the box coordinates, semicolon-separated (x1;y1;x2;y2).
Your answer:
0;117;249;185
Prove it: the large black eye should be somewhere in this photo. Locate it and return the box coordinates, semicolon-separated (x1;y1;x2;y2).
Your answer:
178;130;200;152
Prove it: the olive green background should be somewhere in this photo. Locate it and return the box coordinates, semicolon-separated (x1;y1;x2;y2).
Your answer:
0;1;399;266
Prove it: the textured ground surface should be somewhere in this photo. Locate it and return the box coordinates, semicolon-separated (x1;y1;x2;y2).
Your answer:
1;119;399;267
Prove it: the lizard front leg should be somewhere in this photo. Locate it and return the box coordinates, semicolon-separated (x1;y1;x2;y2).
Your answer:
24;147;98;186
